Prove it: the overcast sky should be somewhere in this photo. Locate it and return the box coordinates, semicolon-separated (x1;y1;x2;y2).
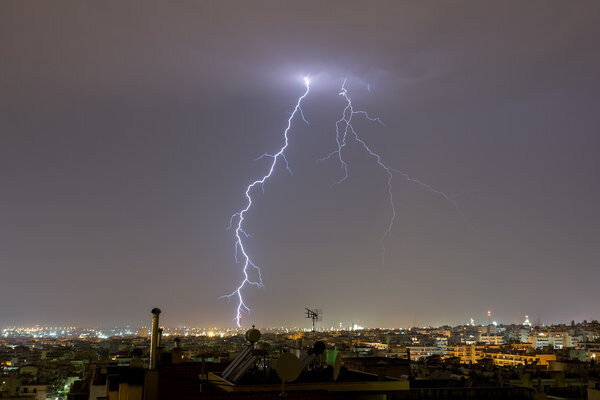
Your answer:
1;1;599;329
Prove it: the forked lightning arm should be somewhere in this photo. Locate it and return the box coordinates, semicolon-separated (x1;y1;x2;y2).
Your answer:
320;80;458;263
223;78;310;327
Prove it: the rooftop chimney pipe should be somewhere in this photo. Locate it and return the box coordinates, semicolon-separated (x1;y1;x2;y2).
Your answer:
150;308;161;370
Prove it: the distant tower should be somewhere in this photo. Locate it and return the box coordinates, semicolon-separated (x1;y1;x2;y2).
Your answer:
487;310;492;334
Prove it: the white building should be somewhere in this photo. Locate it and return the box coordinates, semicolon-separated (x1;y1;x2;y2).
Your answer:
480;334;504;345
531;334;550;349
407;346;443;361
435;336;448;351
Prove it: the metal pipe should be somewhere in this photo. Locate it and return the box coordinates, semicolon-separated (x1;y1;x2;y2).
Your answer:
150;308;161;369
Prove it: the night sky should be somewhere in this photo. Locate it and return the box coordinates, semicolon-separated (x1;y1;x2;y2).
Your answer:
2;2;599;329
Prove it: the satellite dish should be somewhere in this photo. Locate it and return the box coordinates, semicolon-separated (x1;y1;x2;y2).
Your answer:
333;352;342;381
245;327;261;344
275;353;302;383
313;341;326;355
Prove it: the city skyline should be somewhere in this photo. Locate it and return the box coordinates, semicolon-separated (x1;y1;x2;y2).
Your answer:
2;2;600;328
2;316;598;338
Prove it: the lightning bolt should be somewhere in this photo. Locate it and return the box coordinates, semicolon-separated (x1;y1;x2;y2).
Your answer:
223;78;310;327
320;79;458;263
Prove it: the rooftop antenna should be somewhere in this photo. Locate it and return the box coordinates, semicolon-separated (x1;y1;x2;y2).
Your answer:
305;308;322;333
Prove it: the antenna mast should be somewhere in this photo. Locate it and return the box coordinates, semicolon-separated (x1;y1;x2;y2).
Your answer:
305;308;321;333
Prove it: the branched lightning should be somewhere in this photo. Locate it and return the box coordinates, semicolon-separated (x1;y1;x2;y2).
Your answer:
320;79;458;263
223;78;310;327
222;77;460;326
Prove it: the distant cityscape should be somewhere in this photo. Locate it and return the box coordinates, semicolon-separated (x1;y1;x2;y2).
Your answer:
3;310;600;399
1;325;355;340
1;314;596;340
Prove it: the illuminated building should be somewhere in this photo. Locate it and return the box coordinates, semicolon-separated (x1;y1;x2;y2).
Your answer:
444;344;556;367
479;334;505;345
445;344;485;364
405;346;443;361
484;352;556;367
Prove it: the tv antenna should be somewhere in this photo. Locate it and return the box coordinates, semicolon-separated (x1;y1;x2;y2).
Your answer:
305;308;322;333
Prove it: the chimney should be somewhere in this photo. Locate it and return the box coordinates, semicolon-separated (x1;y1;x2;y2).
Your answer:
172;337;183;364
150;308;161;370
